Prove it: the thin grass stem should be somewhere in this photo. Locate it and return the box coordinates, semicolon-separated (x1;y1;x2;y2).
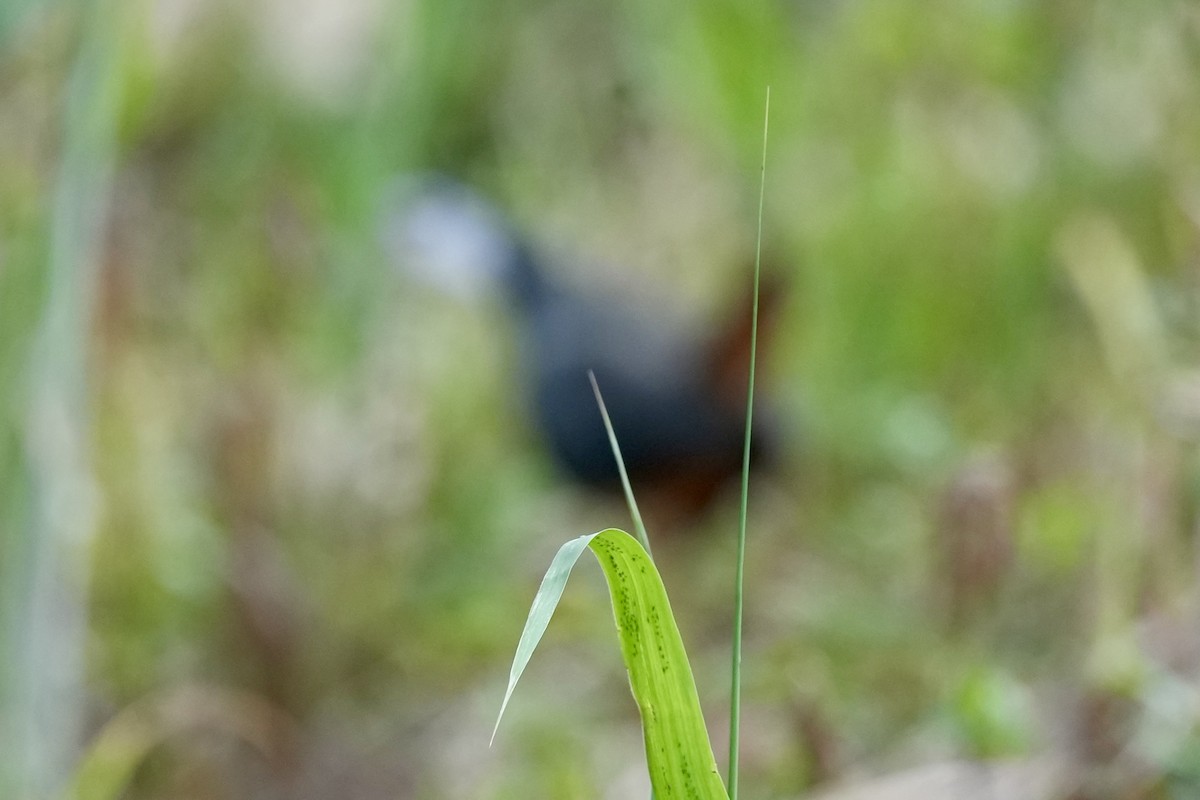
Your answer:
589;370;656;800
588;370;651;557
728;86;770;800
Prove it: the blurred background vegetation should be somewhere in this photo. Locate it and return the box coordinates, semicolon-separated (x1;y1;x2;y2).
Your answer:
2;0;1200;798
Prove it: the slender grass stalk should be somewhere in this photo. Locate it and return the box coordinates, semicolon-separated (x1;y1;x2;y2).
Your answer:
728;86;770;800
588;370;651;557
6;4;125;797
589;371;657;800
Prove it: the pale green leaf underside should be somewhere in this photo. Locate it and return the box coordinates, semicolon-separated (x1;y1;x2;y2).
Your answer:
494;528;728;799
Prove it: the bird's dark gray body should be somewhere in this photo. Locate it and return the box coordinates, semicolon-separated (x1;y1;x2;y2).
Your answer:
529;294;749;487
390;178;770;496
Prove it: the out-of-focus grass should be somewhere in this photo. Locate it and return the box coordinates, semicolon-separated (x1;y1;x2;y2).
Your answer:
0;0;1198;797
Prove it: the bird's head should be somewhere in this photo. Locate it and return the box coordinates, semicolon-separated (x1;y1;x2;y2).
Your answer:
379;175;525;302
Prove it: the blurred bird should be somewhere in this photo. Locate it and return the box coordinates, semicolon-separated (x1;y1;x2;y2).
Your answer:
383;178;784;524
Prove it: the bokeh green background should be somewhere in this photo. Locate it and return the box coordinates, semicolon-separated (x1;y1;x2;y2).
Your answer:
2;0;1200;797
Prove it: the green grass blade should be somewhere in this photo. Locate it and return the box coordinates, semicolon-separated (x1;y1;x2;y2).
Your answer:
588;370;651;555
494;529;728;799
491;533;595;745
728;85;770;800
588;372;656;800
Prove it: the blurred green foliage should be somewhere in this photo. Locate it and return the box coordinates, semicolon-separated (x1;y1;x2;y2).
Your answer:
1;0;1199;797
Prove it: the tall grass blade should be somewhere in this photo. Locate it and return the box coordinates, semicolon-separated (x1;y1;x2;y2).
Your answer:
494;529;728;799
588;372;656;799
4;3;125;796
588;370;651;555
728;85;770;800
